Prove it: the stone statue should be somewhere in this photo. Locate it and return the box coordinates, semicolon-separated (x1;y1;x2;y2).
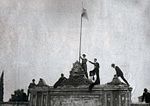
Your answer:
70;61;85;77
54;61;92;87
27;79;36;99
37;78;48;87
107;75;125;85
53;73;67;88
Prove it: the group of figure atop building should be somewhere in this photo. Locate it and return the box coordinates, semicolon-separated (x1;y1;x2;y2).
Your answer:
53;53;130;91
27;54;150;104
79;53;130;90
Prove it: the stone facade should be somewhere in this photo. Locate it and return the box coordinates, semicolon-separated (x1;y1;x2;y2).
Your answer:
29;84;132;106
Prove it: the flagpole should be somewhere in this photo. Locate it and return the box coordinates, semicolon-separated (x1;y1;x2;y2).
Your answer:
79;3;83;62
79;14;82;62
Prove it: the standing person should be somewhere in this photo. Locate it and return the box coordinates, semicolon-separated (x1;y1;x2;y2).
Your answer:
80;54;88;78
88;58;100;91
27;79;36;100
111;64;130;86
142;88;150;103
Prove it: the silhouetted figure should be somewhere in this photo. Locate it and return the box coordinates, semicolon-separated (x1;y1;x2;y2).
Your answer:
27;79;36;100
54;73;67;88
21;89;28;102
142;88;150;103
37;78;47;86
88;58;100;91
80;54;88;78
9;89;28;102
111;64;129;86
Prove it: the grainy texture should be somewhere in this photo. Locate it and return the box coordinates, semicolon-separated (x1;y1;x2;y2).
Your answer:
0;0;150;102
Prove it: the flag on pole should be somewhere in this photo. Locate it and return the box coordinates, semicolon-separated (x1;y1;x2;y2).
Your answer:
0;71;4;102
81;8;88;20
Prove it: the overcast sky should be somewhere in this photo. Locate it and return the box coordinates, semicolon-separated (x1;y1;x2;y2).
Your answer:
0;0;150;102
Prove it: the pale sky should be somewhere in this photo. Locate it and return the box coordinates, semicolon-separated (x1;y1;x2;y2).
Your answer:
0;0;150;102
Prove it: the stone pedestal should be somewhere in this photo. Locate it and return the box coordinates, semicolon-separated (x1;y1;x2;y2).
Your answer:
29;84;132;106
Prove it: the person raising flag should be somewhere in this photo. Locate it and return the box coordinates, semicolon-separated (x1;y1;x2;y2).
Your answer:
80;54;88;78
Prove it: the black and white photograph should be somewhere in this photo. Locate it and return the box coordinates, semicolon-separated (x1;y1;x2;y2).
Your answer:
0;0;150;106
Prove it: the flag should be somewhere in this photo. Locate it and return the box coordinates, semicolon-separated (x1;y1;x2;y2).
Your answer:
81;8;88;20
0;71;4;102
